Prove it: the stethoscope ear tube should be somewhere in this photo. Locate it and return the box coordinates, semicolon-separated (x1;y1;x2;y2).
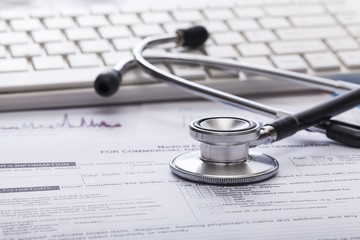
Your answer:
269;88;360;143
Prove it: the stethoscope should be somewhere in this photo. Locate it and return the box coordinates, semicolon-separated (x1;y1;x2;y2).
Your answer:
94;26;360;185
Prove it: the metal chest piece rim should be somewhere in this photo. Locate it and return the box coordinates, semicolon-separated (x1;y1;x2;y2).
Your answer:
169;117;279;184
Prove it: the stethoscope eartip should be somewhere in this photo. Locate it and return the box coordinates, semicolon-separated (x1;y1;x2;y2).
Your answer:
176;25;209;48
94;69;121;97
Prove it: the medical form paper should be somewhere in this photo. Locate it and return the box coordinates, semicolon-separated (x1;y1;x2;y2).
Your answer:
0;93;359;240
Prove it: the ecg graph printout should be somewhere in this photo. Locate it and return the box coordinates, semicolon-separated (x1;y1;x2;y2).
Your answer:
0;93;359;240
0;105;141;138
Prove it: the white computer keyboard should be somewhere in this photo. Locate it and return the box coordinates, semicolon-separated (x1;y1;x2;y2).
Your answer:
0;0;359;111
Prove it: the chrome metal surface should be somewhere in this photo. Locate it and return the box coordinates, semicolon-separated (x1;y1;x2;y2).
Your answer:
170;151;279;184
190;117;260;144
169;116;278;184
189;117;260;163
250;125;278;147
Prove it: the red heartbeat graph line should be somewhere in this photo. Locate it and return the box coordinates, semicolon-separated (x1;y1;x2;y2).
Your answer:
0;114;121;130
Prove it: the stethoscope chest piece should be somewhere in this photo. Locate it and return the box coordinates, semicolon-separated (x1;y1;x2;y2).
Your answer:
170;117;279;184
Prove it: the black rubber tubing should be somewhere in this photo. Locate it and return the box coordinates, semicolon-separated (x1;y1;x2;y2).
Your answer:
268;88;360;144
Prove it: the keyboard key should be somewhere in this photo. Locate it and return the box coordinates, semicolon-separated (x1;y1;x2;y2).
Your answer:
77;16;109;28
203;9;235;20
305;52;340;71
0;21;7;32
338;51;360;69
240;56;273;67
68;54;101;68
264;0;291;4
276;27;347;40
89;4;118;15
163;23;192;33
65;28;98;41
207;68;238;78
208;1;236;9
346;26;360;38
0;32;28;45
236;0;263;7
271;55;307;72
199;21;229;33
0;46;6;58
266;4;325;16
32;56;65;70
10;19;42;31
131;24;164;37
30;9;57;18
234;7;265;18
244;30;277;42
205;45;239;58
102;51;130;66
109;13;141;25
326;38;359;51
336;14;360;25
150;3;178;11
79;40;112;53
44;17;76;29
237;43;270;57
45;42;77;55
122;64;166;84
141;12;173;24
0;10;27;20
270;40;327;54
32;30;63;43
113;37;140;51
172;10;203;22
98;26;132;39
228;19;260;31
292;0;318;4
120;4;149;13
60;7;88;17
179;2;205;10
10;44;42;57
212;32;245;45
0;58;28;72
326;4;356;14
258;17;290;29
290;15;336;27
171;64;206;80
